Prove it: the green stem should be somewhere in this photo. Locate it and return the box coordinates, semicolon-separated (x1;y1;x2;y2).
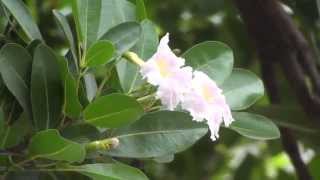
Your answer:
123;52;145;66
137;93;156;102
95;67;114;99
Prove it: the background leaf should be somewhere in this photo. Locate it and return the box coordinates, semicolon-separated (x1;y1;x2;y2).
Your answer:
83;73;98;102
117;20;158;93
100;22;142;56
28;129;85;163
97;0;136;38
1;0;43;41
53;10;78;70
0;44;32;119
31;44;63;130
72;0;101;49
64;74;82;119
61;162;148;180
0;115;30;149
85;40;115;67
107;111;208;158
84;93;143;128
221;68;264;110
230;112;280;140
182;41;234;85
136;0;147;21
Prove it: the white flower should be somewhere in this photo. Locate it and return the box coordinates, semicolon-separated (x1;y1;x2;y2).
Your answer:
181;71;233;141
140;33;192;110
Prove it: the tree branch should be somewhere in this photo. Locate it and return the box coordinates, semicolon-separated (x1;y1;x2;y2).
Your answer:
233;0;320;124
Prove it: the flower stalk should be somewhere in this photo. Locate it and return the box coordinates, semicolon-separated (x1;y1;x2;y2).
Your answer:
123;52;145;66
85;138;119;152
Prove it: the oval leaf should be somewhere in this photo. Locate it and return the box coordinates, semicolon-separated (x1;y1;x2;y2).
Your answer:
182;41;234;85
85;40;115;67
84;93;143;128
72;0;101;49
31;44;63;130
62;162;148;180
1;0;43;41
230;112;280;140
221;68;264;110
0;44;32;119
83;73;98;102
28;129;85;163
100;22;142;56
97;0;136;38
64;74;82;118
107;111;208;158
117;20;158;93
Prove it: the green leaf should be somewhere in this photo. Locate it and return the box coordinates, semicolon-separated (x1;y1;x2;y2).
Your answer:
61;123;100;142
64;74;82;118
61;162;148;180
100;22;142;56
0;44;32;119
85;40;115;67
1;0;43;41
53;10;78;70
0;115;30;149
83;73;97;102
72;0;101;49
182;41;234;85
28;129;85;163
0;110;3;134
107;111;208;158
31;44;63;130
153;154;175;163
221;68;264;110
97;0;136;38
251;105;318;133
230;112;280;140
117;20;158;93
136;0;147;21
84;93;143;128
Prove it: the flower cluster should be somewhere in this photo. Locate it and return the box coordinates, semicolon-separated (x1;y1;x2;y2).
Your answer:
139;33;233;141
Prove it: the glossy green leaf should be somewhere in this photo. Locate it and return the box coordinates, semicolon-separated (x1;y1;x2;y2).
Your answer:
61;162;148;180
85;40;115;67
64;74;82;118
28;129;85;163
0;44;32;119
1;0;43;41
230;112;280;140
136;0;147;21
58;56;82;119
83;73;98;102
100;22;142;56
53;10;78;69
107;111;208;158
221;68;264;110
84;93;143;128
31;44;63;130
97;0;136;38
72;0;101;49
117;20;158;93
182;41;234;85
